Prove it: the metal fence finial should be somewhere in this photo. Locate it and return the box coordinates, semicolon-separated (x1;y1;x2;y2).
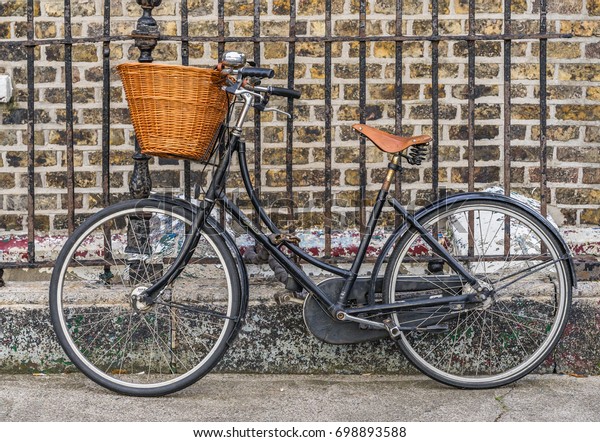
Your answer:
132;0;162;63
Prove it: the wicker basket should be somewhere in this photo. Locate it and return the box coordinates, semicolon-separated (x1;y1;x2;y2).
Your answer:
117;63;229;162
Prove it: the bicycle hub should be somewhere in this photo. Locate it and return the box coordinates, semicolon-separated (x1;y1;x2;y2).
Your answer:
130;286;153;312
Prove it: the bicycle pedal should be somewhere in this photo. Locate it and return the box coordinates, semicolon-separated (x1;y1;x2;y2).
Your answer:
274;292;298;305
274;291;306;305
417;324;449;333
273;292;287;305
288;296;305;305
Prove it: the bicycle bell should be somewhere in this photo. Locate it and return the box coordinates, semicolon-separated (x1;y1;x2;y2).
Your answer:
222;51;246;68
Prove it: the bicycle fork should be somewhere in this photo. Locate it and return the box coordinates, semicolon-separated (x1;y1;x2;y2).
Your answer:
138;136;236;305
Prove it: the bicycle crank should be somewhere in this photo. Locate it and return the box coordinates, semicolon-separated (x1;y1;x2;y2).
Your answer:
274;290;307;305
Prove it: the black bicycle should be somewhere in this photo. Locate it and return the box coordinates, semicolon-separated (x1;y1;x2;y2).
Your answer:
49;52;575;396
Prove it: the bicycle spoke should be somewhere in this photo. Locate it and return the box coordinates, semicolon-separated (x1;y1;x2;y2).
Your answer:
153;299;235;320
493;258;565;293
94;314;144;371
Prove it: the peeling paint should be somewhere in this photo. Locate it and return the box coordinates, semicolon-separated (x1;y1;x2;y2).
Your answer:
1;225;597;269
3;191;599;269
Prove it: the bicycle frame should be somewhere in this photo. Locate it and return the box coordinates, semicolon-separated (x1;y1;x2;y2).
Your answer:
142;138;482;331
141;91;577;334
228;136;484;318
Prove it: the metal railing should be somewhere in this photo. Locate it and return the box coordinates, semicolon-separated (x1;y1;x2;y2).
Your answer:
0;0;569;272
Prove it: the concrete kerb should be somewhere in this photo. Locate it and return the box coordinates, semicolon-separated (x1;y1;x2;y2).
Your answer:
1;215;599;375
1;271;600;376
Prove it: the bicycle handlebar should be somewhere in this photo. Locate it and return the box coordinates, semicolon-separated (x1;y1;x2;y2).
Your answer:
239;67;275;79
252;85;302;100
269;86;302;99
223;64;301;101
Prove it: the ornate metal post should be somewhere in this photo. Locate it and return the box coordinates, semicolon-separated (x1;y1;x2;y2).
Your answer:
129;0;161;199
126;0;162;284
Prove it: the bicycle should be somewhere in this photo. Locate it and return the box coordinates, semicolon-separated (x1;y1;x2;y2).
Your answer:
49;51;576;396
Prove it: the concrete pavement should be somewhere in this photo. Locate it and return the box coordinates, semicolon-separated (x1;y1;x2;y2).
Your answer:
1;373;599;422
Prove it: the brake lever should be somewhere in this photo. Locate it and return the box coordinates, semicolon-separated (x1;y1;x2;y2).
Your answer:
263;107;291;118
225;84;262;100
224;80;242;94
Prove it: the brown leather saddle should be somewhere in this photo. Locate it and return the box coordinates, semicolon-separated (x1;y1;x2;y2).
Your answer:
352;124;432;154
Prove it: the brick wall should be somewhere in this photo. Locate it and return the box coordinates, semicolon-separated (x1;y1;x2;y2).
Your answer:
0;0;599;239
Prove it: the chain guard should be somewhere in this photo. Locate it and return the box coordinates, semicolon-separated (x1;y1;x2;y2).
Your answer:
303;277;388;344
303;274;467;344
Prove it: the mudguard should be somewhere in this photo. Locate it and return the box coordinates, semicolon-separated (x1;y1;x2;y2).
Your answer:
368;192;577;302
148;193;250;331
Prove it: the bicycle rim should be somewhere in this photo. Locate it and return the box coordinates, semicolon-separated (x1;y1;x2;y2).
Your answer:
50;201;240;395
384;199;571;388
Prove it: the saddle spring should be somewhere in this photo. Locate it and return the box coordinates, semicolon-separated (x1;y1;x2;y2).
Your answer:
401;143;428;165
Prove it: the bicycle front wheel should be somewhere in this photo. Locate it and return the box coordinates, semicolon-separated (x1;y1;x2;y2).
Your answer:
383;196;572;389
50;199;242;396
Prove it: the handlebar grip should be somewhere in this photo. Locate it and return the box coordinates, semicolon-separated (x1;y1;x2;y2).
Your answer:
270;87;302;100
239;67;275;79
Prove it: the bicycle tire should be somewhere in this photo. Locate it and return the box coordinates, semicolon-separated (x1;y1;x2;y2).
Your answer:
383;196;572;389
49;199;243;396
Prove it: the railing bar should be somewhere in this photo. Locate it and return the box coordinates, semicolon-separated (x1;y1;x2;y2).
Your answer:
504;0;512;196
181;0;189;64
358;0;367;236
217;0;225;59
467;0;475;193
217;0;226;227
172;33;572;43
100;0;113;276
324;0;332;256
504;0;513;255
467;0;476;257
253;0;262;226
26;0;35;264
0;32;572;48
0;253;559;270
394;0;403;228
286;1;297;232
182;0;191;201
102;0;111;209
65;0;75;233
539;0;548;218
431;0;439;203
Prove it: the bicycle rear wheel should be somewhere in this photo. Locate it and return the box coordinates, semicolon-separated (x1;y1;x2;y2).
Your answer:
383;196;572;389
50;199;242;396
